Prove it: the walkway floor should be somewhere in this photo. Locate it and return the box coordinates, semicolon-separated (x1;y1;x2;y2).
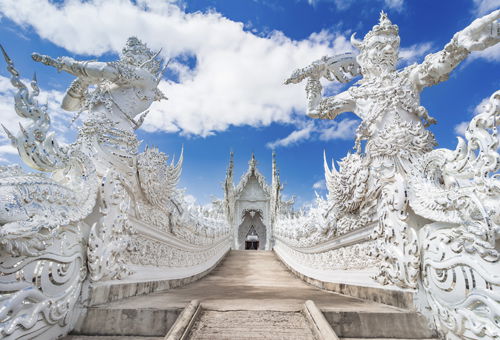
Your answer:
100;250;403;313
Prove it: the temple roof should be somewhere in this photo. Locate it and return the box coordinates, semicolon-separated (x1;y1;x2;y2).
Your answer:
234;153;271;199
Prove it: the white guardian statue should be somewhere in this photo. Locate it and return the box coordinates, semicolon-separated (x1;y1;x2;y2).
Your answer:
283;10;500;340
0;37;230;340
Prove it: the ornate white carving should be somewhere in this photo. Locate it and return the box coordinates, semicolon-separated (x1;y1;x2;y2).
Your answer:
137;146;183;207
415;90;500;340
88;170;135;281
0;225;88;340
275;239;379;271
282;10;500;339
0;37;231;339
0;46;97;340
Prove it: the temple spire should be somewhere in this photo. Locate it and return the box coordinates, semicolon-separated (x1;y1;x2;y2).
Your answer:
249;152;257;172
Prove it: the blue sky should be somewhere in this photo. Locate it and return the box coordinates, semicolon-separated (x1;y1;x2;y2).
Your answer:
0;0;499;207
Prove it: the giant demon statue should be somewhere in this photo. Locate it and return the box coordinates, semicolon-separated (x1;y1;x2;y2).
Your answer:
285;10;500;340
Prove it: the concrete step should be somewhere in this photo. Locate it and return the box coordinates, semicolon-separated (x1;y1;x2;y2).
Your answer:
71;304;436;339
72;307;181;337
187;310;316;340
62;337;164;340
324;310;437;339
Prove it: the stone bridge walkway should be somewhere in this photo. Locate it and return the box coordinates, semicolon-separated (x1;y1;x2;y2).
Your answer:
67;251;437;339
108;250;394;311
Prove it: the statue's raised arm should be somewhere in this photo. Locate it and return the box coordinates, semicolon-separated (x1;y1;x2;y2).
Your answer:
287;11;499;153
30;37;167;130
411;10;499;90
285;53;360;119
32;53;121;84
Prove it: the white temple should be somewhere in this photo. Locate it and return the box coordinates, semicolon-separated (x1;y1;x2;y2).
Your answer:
0;9;499;340
223;152;286;250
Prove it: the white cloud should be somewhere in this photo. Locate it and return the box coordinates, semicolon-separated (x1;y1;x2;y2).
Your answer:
317;118;358;141
470;44;500;63
0;143;17;155
306;0;404;11
473;96;491;115
266;122;315;149
0;0;355;137
472;0;500;15
454;95;492;136
454;121;469;136
399;42;433;66
266;118;359;149
384;0;404;11
312;179;326;190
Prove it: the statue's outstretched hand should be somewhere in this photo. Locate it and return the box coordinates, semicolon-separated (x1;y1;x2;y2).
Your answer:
284;53;359;85
32;53;76;72
455;9;499;52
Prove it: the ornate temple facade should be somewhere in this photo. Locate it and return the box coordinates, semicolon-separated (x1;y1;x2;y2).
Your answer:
223;153;283;250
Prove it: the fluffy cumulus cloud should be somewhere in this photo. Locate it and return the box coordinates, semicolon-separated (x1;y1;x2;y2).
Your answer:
0;0;356;137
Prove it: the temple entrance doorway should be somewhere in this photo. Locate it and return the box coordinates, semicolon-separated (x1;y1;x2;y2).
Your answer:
237;209;267;250
244;226;260;250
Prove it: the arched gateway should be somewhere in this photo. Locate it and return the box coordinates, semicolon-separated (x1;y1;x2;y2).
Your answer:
223;153;289;250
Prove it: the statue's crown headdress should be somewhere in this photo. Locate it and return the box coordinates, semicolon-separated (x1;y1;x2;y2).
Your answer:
351;11;399;50
121;37;163;75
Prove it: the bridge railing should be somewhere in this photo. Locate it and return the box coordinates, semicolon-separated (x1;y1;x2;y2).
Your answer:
273;91;500;340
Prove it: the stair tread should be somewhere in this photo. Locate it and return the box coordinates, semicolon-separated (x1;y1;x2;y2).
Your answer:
62;337;164;340
189;310;316;340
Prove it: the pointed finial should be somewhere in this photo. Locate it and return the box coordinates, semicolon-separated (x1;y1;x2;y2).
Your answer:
0;44;11;64
379;10;393;26
226;151;234;177
249;152;257;169
2;124;15;143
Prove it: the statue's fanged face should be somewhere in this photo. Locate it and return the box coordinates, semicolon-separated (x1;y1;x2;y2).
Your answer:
350;11;401;76
363;33;399;71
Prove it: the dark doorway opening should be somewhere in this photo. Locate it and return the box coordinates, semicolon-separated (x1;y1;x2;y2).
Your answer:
244;225;259;250
245;241;259;250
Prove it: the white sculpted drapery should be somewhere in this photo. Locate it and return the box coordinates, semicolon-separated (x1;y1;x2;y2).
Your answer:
279;10;500;340
0;38;230;339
